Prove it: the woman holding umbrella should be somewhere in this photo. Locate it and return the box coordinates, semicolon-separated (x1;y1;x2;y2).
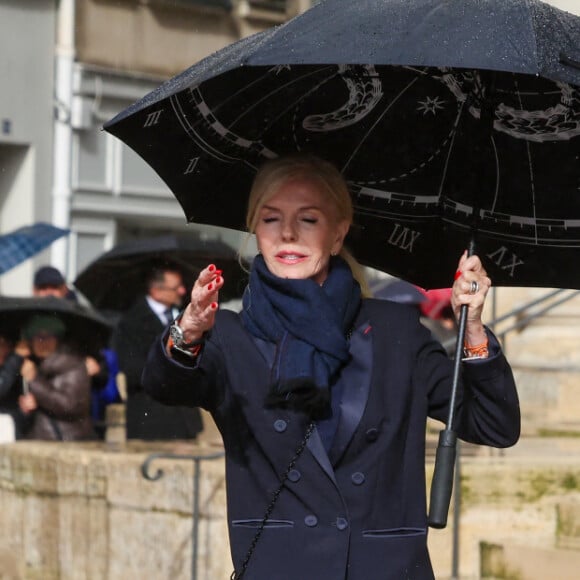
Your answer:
142;154;520;579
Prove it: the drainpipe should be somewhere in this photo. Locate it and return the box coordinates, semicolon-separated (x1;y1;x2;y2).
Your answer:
50;0;75;275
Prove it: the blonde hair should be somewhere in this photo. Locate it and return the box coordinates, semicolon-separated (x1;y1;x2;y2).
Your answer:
241;154;370;296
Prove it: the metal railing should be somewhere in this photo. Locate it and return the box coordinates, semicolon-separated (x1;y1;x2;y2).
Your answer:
141;450;226;580
442;288;580;355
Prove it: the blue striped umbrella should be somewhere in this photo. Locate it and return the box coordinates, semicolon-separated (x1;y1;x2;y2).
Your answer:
0;223;70;275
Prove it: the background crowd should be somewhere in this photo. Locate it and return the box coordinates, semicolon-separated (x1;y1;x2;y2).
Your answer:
0;258;455;444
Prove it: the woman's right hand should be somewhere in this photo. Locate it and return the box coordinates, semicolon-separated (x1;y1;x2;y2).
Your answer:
177;264;224;342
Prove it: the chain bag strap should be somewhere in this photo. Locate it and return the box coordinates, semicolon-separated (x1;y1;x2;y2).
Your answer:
230;421;316;580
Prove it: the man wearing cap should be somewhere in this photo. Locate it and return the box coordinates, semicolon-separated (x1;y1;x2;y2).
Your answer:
32;265;77;301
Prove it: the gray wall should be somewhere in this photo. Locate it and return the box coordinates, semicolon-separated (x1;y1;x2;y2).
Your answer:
0;0;56;295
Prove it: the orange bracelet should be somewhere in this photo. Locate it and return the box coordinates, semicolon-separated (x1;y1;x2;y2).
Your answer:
463;339;489;359
166;335;202;357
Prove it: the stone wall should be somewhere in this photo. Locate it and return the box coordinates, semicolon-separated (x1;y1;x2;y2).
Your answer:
2;438;580;579
0;441;228;580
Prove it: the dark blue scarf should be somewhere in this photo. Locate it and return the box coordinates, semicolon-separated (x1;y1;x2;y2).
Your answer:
242;255;361;418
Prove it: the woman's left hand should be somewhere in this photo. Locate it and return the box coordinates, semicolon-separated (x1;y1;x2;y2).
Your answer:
451;251;491;347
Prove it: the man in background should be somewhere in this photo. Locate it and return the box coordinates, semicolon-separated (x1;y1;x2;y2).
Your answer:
112;264;203;440
32;266;77;301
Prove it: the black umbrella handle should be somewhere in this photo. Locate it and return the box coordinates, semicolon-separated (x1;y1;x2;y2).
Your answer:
428;304;467;528
428;428;457;529
428;240;474;528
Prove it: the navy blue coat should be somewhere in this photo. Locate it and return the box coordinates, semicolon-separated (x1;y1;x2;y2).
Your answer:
143;299;520;579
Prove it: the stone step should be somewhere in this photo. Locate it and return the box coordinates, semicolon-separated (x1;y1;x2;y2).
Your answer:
491;288;580;322
489;290;580;368
480;541;580;580
502;326;580;367
511;367;580;432
557;501;580;550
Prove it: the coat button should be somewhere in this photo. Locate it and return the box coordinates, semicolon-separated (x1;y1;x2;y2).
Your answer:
273;419;287;433
351;472;365;485
304;515;318;527
336;517;348;531
287;469;301;482
365;428;379;442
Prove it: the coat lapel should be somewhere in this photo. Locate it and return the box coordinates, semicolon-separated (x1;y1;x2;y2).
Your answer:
224;307;373;488
328;317;373;466
306;425;339;485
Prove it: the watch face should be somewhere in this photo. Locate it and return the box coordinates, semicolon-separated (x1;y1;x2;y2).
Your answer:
170;323;184;344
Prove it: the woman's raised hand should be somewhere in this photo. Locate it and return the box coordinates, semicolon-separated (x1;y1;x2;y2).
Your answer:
178;264;224;342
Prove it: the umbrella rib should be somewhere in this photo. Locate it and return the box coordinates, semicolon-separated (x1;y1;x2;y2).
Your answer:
173;67;338;165
226;66;338;129
514;78;539;245
489;134;501;215
341;76;421;174
436;100;465;200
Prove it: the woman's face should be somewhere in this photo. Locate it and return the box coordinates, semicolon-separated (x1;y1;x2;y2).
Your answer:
254;177;349;285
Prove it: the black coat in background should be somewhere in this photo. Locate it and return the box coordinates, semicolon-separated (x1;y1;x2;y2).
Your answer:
112;297;202;440
0;353;30;438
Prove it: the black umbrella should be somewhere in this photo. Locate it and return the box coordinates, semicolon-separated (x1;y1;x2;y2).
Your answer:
0;296;113;355
103;0;580;527
74;234;248;312
104;0;580;292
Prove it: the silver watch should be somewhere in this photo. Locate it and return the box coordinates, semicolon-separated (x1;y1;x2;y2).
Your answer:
169;319;202;349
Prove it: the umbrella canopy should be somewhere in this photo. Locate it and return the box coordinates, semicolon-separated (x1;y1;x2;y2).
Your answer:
74;234;248;312
0;223;70;275
0;296;113;354
104;0;580;291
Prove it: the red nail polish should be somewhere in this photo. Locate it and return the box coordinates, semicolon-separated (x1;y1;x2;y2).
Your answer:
216;276;222;284
454;270;462;281
208;264;216;272
208;283;213;291
210;302;218;310
215;269;223;276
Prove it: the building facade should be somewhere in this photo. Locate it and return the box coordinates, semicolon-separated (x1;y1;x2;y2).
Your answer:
0;0;313;296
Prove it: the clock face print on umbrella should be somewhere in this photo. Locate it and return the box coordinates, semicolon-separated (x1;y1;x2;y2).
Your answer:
105;0;580;290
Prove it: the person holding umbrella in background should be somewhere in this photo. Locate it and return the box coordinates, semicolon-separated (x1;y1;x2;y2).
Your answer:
142;154;520;579
17;315;96;441
32;265;78;301
31;264;121;438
